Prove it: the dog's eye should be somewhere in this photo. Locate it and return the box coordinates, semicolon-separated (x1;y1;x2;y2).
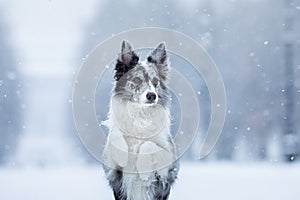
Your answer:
152;78;159;87
133;77;142;85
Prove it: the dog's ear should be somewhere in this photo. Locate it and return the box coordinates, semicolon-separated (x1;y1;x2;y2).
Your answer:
114;41;139;81
147;42;167;65
147;42;170;81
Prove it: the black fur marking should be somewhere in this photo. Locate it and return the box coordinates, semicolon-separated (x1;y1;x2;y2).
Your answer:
106;167;127;200
147;56;156;63
114;51;139;81
151;173;171;200
150;161;179;200
147;52;167;65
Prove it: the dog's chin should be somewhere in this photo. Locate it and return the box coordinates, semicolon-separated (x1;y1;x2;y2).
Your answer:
140;101;158;107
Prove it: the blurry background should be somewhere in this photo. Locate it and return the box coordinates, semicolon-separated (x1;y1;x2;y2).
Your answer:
0;0;299;199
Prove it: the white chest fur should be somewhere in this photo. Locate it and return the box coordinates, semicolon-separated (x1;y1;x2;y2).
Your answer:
102;97;174;174
110;97;169;138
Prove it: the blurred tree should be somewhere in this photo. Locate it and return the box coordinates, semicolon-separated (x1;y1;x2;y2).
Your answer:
0;12;23;164
209;0;286;161
282;0;300;162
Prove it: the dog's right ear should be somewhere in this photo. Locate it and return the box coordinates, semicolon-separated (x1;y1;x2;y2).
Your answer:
114;41;139;81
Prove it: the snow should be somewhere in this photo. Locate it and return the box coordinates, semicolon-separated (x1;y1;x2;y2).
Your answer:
0;162;299;200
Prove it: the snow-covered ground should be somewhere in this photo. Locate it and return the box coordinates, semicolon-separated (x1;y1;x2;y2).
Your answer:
1;162;299;200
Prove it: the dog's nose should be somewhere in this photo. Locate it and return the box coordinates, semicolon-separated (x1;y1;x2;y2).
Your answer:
146;92;157;102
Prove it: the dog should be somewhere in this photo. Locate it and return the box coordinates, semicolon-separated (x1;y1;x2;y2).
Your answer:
102;41;179;200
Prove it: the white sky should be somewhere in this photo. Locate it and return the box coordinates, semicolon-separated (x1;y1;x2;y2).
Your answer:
1;0;98;76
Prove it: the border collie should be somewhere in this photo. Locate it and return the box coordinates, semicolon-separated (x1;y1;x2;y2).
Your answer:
102;41;179;200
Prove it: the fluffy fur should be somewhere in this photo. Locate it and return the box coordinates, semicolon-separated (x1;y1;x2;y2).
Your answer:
102;41;179;200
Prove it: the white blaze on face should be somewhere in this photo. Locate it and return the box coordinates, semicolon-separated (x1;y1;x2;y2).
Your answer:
140;81;158;105
140;61;148;69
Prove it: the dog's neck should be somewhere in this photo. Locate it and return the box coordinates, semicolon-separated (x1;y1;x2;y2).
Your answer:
110;97;169;139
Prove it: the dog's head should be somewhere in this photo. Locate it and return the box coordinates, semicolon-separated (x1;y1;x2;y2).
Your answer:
113;41;170;107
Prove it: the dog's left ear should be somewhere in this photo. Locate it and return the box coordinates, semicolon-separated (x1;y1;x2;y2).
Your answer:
147;42;170;81
114;41;139;81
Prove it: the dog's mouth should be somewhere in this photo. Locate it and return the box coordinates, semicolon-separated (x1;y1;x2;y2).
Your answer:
129;97;158;106
142;100;158;106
